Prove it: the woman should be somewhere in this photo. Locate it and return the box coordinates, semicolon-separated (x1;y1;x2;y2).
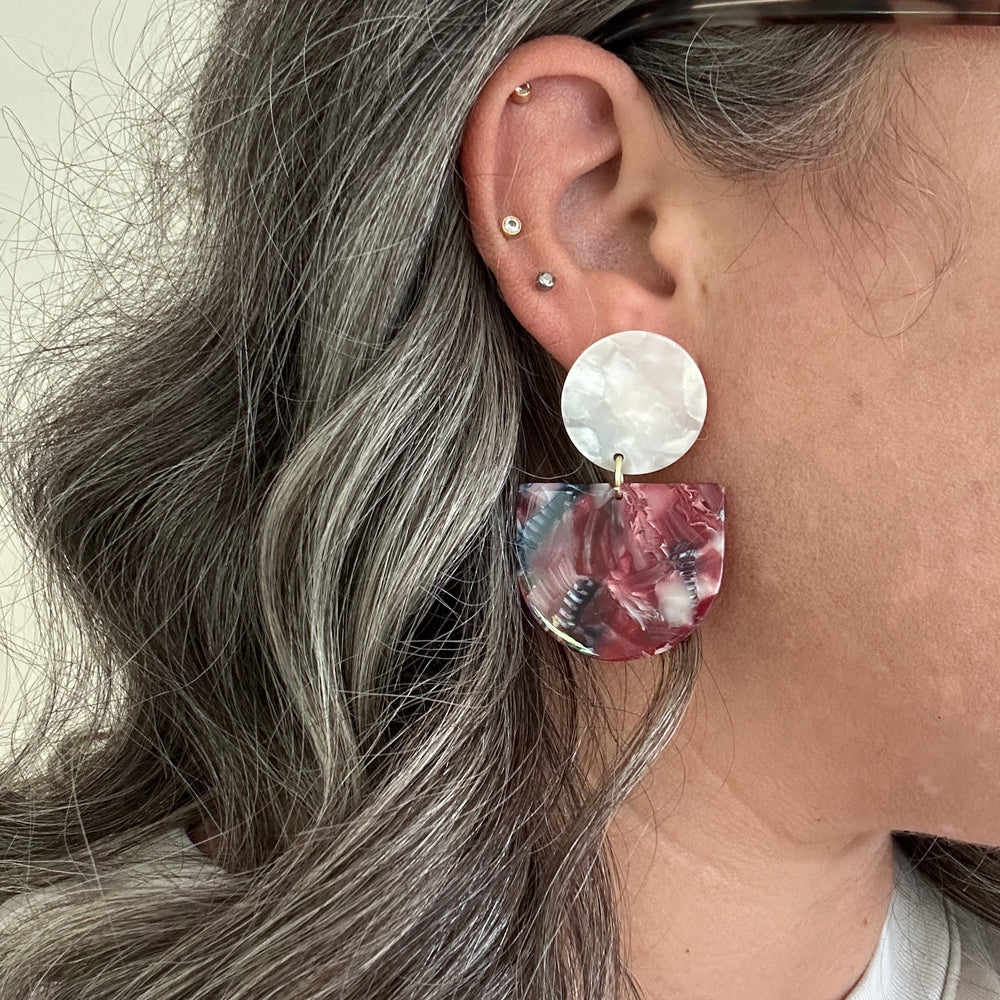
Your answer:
0;1;998;997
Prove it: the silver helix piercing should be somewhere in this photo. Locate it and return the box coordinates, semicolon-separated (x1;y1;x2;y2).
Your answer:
511;82;532;104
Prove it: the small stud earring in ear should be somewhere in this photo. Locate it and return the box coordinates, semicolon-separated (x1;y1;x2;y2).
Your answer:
501;216;522;238
511;82;532;104
536;271;556;290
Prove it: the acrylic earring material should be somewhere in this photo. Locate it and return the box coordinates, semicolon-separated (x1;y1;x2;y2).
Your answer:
515;330;725;662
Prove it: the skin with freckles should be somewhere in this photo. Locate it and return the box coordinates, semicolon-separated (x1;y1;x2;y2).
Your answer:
459;26;1000;1000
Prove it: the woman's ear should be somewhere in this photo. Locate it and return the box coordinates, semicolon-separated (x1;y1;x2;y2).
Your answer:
458;34;724;373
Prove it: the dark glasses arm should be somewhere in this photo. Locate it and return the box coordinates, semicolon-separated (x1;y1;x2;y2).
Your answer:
588;0;1000;48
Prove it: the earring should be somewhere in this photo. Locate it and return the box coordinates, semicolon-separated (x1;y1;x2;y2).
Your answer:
514;330;725;661
501;216;522;238
511;82;532;104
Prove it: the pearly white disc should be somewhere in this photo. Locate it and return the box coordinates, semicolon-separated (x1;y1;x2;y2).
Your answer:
561;330;707;475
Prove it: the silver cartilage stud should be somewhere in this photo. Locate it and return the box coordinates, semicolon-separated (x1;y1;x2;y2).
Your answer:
501;215;522;237
511;82;532;104
536;271;556;290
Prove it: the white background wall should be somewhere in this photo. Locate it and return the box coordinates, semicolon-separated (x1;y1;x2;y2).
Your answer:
0;0;175;739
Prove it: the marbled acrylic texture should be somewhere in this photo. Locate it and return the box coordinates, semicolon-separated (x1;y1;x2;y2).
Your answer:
515;482;725;661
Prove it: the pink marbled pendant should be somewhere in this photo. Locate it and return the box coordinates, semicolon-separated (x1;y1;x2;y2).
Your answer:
515;483;725;661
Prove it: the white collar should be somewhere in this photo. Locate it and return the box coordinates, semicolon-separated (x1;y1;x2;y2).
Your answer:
846;843;957;1000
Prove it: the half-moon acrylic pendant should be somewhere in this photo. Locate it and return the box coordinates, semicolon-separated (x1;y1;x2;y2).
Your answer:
515;330;726;662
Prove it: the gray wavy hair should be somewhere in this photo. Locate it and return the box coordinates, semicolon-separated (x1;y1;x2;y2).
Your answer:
0;2;984;998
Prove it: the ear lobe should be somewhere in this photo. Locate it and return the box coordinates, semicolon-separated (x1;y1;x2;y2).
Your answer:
458;35;695;372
